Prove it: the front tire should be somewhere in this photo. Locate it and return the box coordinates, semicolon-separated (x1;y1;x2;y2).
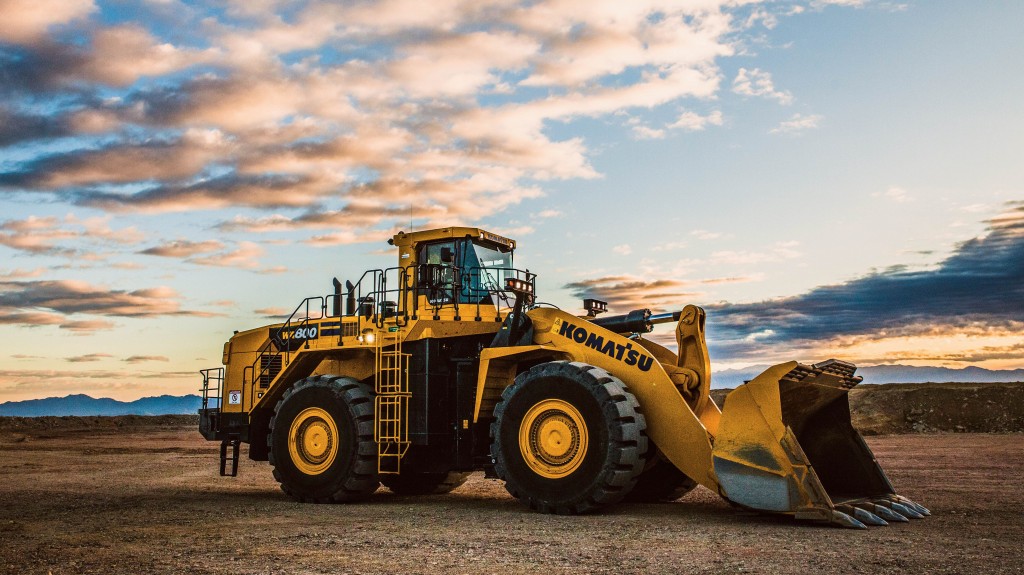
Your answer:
490;361;647;514
268;375;379;502
622;447;698;503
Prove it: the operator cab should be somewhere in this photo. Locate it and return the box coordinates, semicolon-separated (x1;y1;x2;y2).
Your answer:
417;237;515;306
389;227;526;313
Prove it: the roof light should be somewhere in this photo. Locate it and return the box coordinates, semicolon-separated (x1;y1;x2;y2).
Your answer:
584;298;608;317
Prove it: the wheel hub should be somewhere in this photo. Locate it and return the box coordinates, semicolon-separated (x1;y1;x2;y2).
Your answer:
288;407;339;475
519;399;588;478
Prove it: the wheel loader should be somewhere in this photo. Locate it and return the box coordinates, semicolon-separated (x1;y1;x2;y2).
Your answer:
198;227;928;528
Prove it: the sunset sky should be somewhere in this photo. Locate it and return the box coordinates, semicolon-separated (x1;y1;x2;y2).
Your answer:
1;0;1021;401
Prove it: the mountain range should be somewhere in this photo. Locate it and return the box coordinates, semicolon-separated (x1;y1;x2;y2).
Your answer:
1;364;1022;416
713;364;1024;389
0;394;202;417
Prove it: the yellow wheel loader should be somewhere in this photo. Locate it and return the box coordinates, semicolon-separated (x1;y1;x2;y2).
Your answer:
198;227;928;528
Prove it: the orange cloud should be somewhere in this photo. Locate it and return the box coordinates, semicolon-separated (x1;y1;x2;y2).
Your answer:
65;353;113;363
123;355;170;364
139;240;225;258
0;279;215;320
563;275;698;314
0;0;96;45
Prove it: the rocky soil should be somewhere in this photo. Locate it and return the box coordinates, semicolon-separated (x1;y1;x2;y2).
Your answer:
0;382;1022;574
0;427;1021;574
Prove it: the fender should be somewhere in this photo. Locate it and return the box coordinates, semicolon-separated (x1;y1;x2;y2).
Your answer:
473;345;571;423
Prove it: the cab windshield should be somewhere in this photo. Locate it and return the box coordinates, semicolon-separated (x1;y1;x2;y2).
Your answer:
461;242;513;306
417;239;514;306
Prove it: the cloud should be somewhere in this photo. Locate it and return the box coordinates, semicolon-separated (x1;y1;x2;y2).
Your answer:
0;311;65;327
690;229;723;240
59;319;116;333
0;215;144;257
0;107;75;146
76;172;339;213
66;353;113;363
0;268;45;280
873;186;913;203
0;24;215;94
651;241;688;252
0;279;213;324
563;275;697;313
123;355;170;363
769;113;823;134
518;4;734;87
0;0;96;45
0;216;76;255
732;68;793;104
811;0;867;8
218;178;542;238
0;0;773;241
139;240;225;258
139;237;270;272
190;241;264;269
629;108;725;140
710;241;801;264
1;133;230;191
631;124;667;140
851;342;1024;365
701;275;762;285
612;244;633;255
705;202;1024;361
255;307;289;319
387;31;539;97
78;25;218;87
669;110;724;131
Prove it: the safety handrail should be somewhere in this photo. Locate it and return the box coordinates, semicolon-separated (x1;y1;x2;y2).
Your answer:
199;367;224;410
243;263;536;401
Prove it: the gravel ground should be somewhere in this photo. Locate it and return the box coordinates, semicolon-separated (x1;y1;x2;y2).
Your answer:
0;426;1021;575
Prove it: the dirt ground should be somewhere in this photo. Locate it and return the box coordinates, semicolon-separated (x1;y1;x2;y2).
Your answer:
0;425;1021;575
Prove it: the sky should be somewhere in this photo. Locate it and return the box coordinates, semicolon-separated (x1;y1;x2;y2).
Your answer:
1;0;1022;401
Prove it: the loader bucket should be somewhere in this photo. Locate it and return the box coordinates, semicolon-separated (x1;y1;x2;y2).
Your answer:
712;359;928;528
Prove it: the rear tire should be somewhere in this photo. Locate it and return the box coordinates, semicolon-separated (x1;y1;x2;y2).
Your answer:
490;361;647;514
382;471;471;495
268;375;379;502
622;448;698;503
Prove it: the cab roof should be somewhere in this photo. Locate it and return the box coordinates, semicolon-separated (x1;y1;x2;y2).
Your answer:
389;227;516;251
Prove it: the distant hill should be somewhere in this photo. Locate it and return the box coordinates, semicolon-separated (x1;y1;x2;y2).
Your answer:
0;394;202;417
713;364;1024;389
5;363;1023;414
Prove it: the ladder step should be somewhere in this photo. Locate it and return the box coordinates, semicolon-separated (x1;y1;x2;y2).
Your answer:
219;438;241;477
377;442;410;474
374;333;410;473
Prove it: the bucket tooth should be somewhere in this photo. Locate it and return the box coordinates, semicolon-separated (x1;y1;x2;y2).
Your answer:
858;502;908;523
891;502;924;519
895;496;931;516
830;510;867;530
878;507;910;523
839;505;888;527
872;499;912;521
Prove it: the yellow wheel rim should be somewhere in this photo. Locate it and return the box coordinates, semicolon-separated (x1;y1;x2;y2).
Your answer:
519;399;588;479
288;407;339;475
